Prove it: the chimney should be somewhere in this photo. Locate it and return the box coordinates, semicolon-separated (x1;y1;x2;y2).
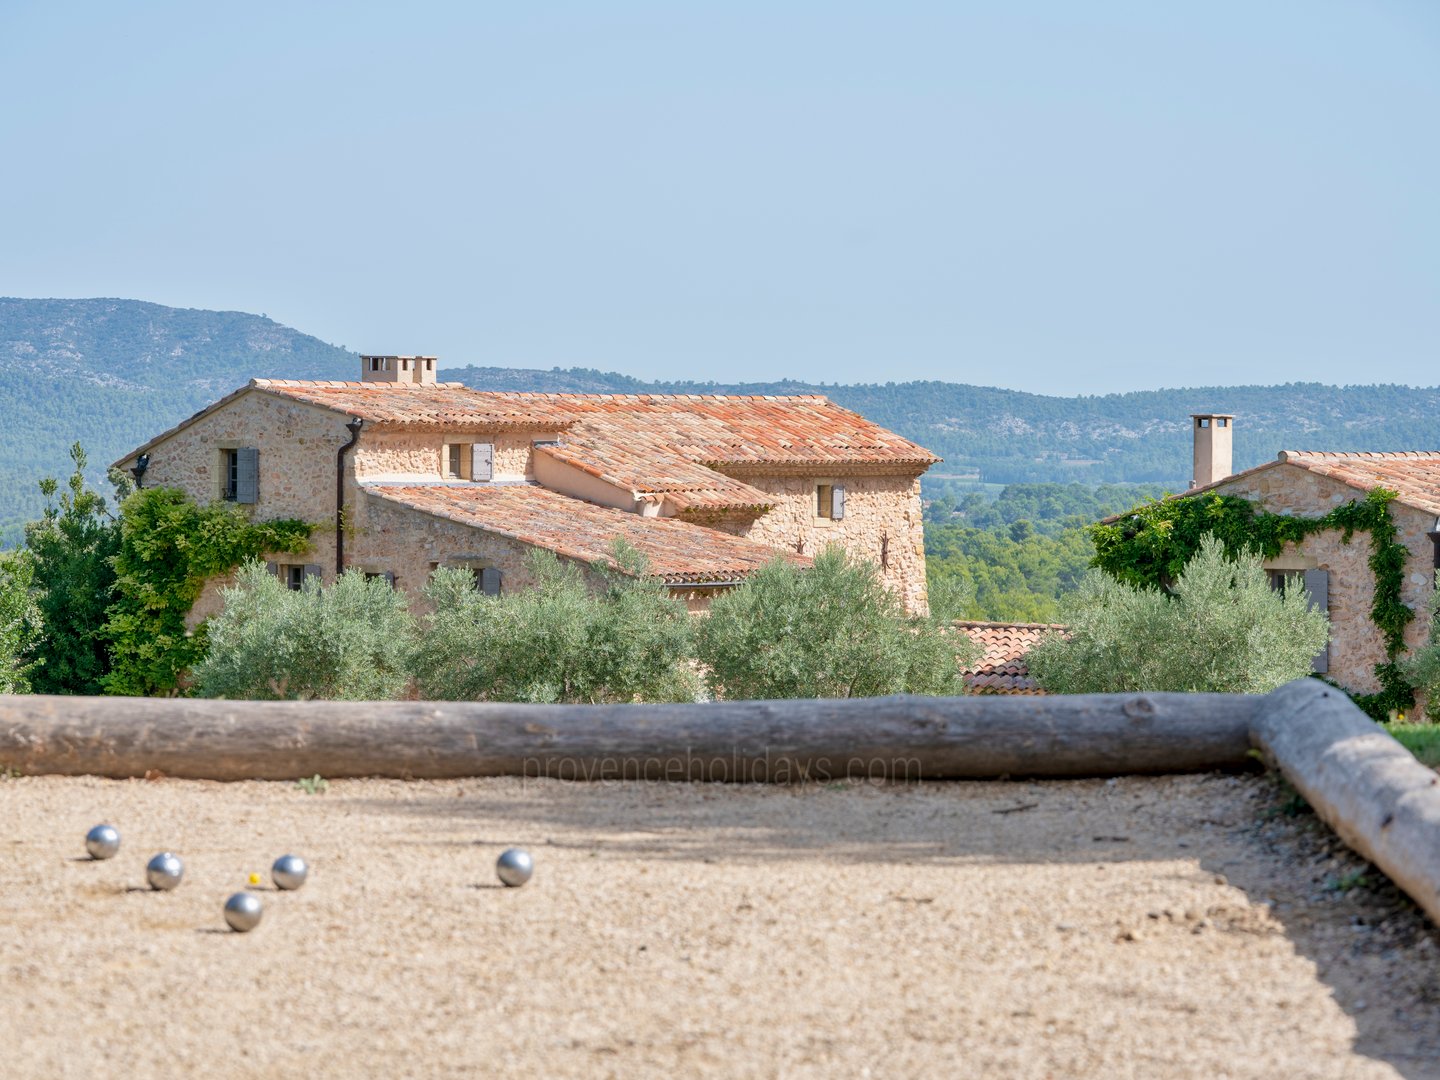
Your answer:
1190;413;1234;489
360;354;438;386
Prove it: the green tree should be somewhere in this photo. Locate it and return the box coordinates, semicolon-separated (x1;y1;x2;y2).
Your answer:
412;542;698;703
696;545;980;700
0;553;43;693
192;562;416;700
1027;535;1329;694
1400;574;1440;716
103;487;313;696
23;443;123;694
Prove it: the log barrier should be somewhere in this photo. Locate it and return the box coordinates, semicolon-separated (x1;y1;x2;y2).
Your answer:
2;679;1438;923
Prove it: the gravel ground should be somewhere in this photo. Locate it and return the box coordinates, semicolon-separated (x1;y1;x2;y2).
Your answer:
2;772;1438;1079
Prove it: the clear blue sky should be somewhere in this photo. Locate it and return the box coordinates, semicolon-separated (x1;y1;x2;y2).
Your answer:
1;1;1436;394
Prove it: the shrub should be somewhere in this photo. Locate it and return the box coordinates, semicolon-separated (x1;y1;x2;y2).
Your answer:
412;542;698;704
1400;573;1440;712
192;562;416;700
103;488;312;696
1027;534;1329;694
696;545;979;700
23;444;121;694
0;553;42;694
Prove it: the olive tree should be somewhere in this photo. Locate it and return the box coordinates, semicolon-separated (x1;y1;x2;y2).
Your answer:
1027;534;1329;694
696;545;980;700
192;562;417;700
0;553;42;694
411;542;698;704
1400;573;1440;713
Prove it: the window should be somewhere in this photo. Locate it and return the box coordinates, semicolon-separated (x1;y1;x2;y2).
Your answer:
363;571;397;588
1267;568;1330;673
267;563;321;590
439;561;502;595
816;484;846;520
442;442;494;481
222;448;259;503
369;357;387;373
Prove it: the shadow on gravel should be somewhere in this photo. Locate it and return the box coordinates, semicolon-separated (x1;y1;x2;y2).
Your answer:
338;770;1440;1078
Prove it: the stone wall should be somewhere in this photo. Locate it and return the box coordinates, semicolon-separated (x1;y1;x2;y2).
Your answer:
708;471;929;614
1212;465;1436;696
347;493;554;603
128;389;347;521
122;388;934;622
355;430;560;483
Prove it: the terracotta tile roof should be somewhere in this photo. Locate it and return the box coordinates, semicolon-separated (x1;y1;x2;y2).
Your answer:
955;621;1065;695
114;380;938;510
248;381;936;512
1101;449;1440;525
535;424;777;512
365;483;810;584
252;382;936;466
250;380;580;429
1272;451;1440;518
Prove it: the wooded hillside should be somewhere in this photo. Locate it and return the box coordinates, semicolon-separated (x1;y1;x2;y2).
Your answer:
7;297;1440;544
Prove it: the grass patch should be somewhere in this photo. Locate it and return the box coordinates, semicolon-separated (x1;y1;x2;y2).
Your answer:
1383;722;1440;768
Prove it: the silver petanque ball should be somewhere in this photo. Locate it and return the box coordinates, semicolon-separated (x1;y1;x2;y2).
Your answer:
145;852;184;891
85;824;121;860
496;848;533;888
271;854;308;891
224;891;264;933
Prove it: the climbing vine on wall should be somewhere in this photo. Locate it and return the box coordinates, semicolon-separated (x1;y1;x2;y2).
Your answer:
1087;489;1415;719
102;487;314;697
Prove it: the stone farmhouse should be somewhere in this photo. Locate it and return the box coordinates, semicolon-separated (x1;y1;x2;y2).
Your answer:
113;355;939;621
1120;414;1440;701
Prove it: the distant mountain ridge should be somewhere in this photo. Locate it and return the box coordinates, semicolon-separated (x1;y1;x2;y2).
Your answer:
446;365;1440;488
5;297;1440;543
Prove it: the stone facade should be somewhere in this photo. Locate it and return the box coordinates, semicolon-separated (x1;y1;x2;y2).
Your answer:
1210;465;1435;696
118;384;935;622
704;470;929;613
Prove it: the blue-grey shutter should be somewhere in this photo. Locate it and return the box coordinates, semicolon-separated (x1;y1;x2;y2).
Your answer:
235;448;259;504
266;561;279;577
472;443;494;482
1302;569;1330;674
480;567;502;596
832;486;846;520
303;564;323;585
383;571;396;588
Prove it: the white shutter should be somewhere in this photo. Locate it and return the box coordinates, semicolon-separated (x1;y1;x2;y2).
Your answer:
235;448;259;504
472;443;494;482
832;486;846;520
1302;569;1330;674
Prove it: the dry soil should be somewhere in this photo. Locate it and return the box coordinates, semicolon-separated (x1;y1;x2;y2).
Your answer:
2;772;1438;1079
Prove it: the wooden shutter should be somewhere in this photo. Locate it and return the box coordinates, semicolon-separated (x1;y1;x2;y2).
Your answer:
1302;569;1330;674
303;564;323;585
472;443;494;482
480;567;502;596
235;448;259;504
832;486;846;520
817;484;832;519
383;571;396;588
266;561;279;577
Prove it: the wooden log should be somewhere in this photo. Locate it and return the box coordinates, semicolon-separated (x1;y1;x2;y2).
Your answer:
1252;678;1440;925
0;691;1258;782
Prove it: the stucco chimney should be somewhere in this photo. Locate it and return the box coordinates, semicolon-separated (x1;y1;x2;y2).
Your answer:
1190;413;1234;489
360;354;438;386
